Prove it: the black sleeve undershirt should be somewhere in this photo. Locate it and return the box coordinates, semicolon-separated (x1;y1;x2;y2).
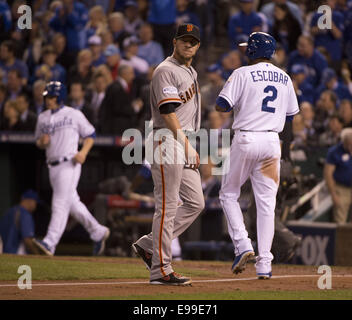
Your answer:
159;102;181;114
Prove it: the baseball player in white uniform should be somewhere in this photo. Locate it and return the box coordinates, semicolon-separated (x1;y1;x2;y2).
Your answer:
215;32;299;279
33;81;110;256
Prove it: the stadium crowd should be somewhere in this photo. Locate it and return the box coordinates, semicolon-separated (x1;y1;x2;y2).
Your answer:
1;0;352;230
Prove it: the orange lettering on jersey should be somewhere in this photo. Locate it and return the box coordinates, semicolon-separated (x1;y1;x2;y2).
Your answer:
187;24;193;32
185;90;191;101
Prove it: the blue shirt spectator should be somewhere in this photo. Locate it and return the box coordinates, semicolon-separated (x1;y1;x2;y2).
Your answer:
310;8;345;62
0;40;29;84
326;142;352;187
0;1;12;34
137;23;164;66
0;190;40;254
49;1;89;53
290;64;314;104
176;0;201;29
148;0;177;25
228;0;262;49
287;35;328;88
315;68;352;103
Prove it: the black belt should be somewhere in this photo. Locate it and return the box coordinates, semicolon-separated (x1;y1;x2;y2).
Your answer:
239;129;278;133
48;157;69;166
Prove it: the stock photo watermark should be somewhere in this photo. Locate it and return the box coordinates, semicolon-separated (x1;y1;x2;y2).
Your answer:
17;265;32;290
317;265;332;290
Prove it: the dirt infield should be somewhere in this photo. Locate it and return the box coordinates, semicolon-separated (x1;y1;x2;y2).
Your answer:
1;256;352;300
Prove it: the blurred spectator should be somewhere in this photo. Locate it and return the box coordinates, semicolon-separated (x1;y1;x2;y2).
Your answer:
147;0;177;57
51;32;71;71
137;23;164;67
200;156;221;200
108;12;131;49
176;0;201;28
319;114;344;147
272;43;287;70
30;80;46;116
228;0;263;50
272;2;302;53
201;64;225;116
338;99;352;127
49;0;89;56
124;0;144;35
260;0;304;30
99;64;143;134
68;81;94;124
86;72;108;127
104;44;122;81
315;68;352;103
292;113;307;149
67;48;93;87
290;64;314;104
16;93;37;132
0;40;29;85
6;69;30;100
0;190;41;254
287;35;328;87
1;99;22;131
85;5;107;40
101;29;115;50
340;60;352;95
220;50;243;80
93;63;114;86
315;89;339;134
34;45;66;85
122;36;149;76
324;128;352;223
0;1;12;42
87;35;106;67
0;82;7;117
310;0;344;66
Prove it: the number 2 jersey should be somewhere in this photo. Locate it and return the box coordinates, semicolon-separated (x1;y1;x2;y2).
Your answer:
218;62;299;133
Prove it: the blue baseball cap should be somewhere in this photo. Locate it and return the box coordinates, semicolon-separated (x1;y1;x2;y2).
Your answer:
21;189;40;202
291;64;305;75
321;68;337;84
206;63;222;74
104;44;120;57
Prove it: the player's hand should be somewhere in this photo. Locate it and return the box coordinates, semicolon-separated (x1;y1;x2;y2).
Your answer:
185;142;200;170
73;151;87;164
39;134;50;148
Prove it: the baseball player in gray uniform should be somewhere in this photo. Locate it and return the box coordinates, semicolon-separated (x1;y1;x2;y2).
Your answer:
132;24;205;286
32;81;110;256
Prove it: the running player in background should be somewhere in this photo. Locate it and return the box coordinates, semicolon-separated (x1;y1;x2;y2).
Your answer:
32;81;110;256
216;32;299;279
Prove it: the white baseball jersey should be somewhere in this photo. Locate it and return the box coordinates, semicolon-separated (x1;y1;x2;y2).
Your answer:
35;106;95;162
218;62;299;132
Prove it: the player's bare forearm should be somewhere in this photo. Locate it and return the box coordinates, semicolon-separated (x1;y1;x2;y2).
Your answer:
161;113;188;146
36;134;50;149
74;137;94;164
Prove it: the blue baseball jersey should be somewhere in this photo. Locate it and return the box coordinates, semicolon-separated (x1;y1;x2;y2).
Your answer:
148;0;176;25
0;206;35;254
310;11;345;62
326;143;352;187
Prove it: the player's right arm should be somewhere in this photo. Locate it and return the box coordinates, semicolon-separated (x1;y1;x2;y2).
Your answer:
34;115;50;149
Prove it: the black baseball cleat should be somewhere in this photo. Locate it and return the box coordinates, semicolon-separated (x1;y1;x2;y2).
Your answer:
132;242;152;270
150;272;192;286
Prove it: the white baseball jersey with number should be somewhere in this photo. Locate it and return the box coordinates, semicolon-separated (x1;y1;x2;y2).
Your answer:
218;62;299;132
35;106;95;162
218;61;299;276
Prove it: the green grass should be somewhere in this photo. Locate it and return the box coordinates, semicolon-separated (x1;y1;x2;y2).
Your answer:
89;290;352;300
0;255;216;281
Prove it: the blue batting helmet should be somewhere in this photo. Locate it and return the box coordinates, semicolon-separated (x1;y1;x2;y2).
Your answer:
43;81;66;105
239;32;276;60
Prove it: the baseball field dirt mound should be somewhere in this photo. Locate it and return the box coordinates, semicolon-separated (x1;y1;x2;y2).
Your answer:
0;255;351;300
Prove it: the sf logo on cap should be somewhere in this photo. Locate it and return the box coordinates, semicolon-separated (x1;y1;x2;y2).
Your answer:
187;24;193;32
